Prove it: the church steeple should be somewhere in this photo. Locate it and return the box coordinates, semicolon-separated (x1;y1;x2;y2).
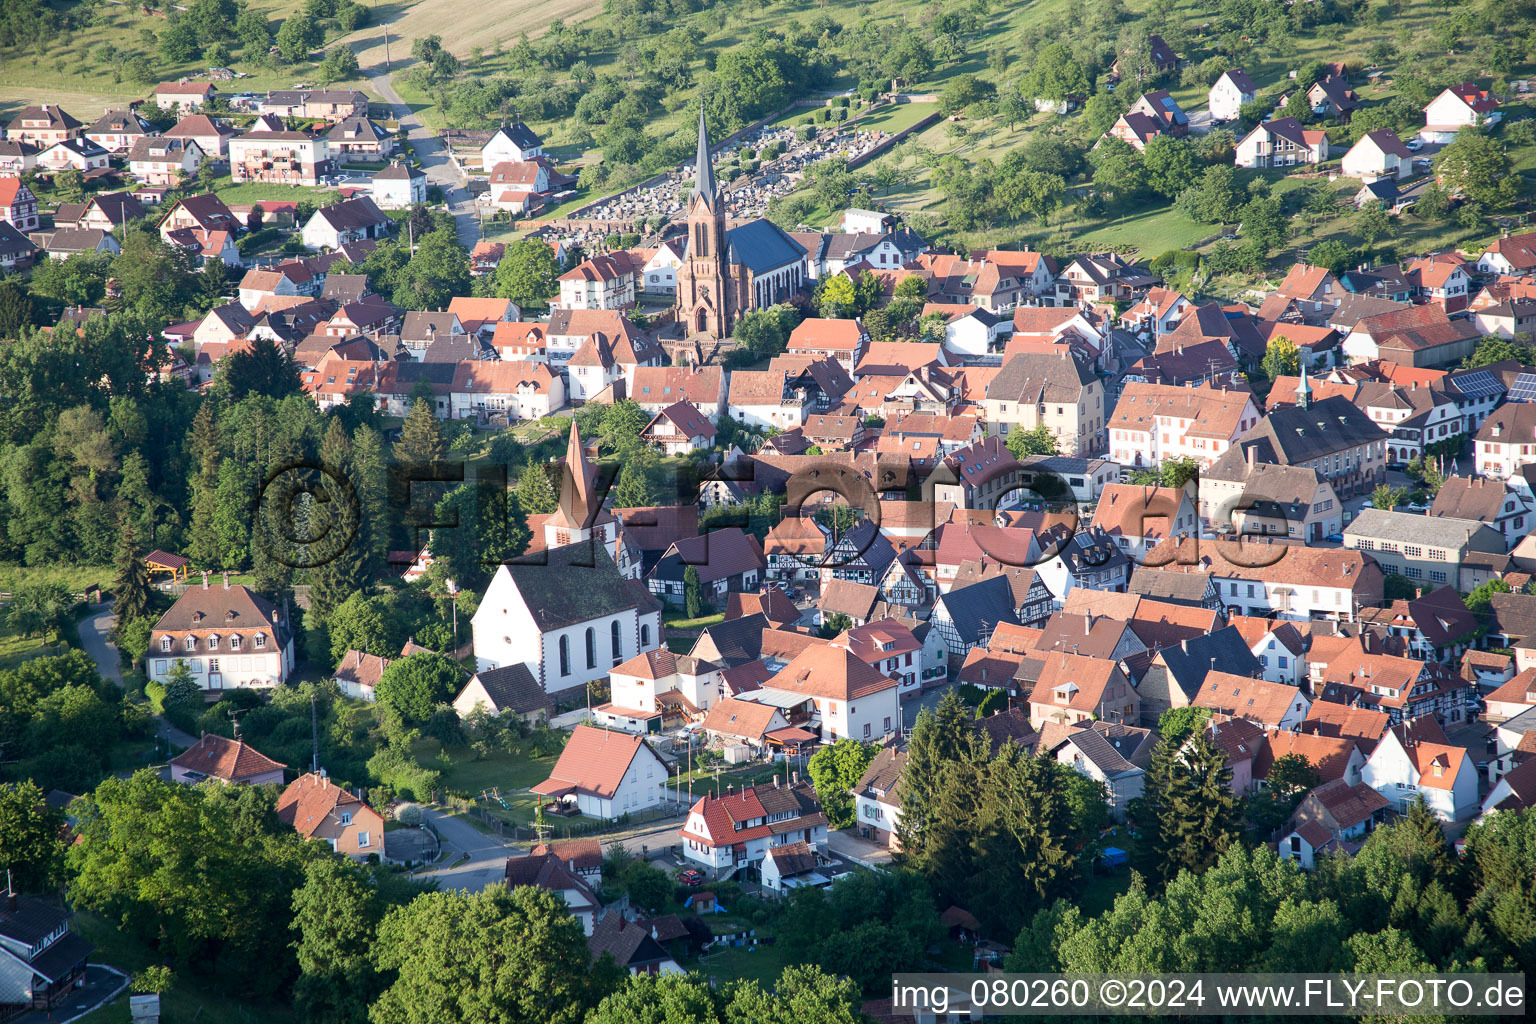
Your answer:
692;107;717;209
1296;361;1312;410
549;421;597;534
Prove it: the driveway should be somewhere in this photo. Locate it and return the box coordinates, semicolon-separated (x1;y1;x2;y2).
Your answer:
825;829;894;869
417;806;517;891
365;69;482;249
11;965;128;1024
79;602;198;750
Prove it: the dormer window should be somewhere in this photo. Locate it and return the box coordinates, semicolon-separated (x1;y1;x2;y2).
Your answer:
255;634;266;649
161;637;172;652
185;636;196;651
208;635;219;650
231;635;241;650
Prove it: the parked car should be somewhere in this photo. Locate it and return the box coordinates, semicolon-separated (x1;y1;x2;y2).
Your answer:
1406;138;1424;151
678;869;704;886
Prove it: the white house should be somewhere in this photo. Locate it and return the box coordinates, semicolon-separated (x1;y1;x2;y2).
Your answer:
936;307;1009;358
505;851;603;935
147;575;294;692
1208;68;1257;122
36;137;109;173
452;663;551;723
1051;726;1146;821
370;161;426;209
759;841;830;893
852;746;905;847
1475;404;1536;481
751;644;901;744
480;121;544;167
1341;130;1414;182
300;196;390;251
530;724;670;820
595;648;723;734
1234;116;1327;169
556;253;637;311
1361;720;1479;820
1420;82;1502;144
639;239;685;297
680;777;828;880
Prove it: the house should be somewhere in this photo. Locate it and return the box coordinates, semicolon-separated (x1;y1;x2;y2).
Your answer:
168;733;286;786
1113;32;1178;78
164;113;239;160
370;161;426;209
228;130;332;186
765;516;828;582
853;745;905;847
301;196;390;250
127;136;203;185
532;724;670;820
1404;254;1474;313
1307;75;1361;120
1421;82;1501;144
481;122;544;166
0;140;38;176
702;696;790;753
1429;476;1531;551
639;239;686;296
1341;130;1414;182
595;648;723;733
1480;757;1536;816
1193;671;1311;730
453;663;552;723
760;840;829;893
276;772;387;858
1476;403;1536;480
0;221;37;269
332;648;389;701
1224;378;1387;498
588;912;682;975
1199;458;1342;543
0;895;93;1015
1484;668;1536;723
680;776;827;880
1135;627;1264;724
1109;382;1260;470
1234;116;1328;169
5;104;81;147
238;262;317;310
84;108;155;154
631;366;726;422
158;192;239;241
45;228;119;260
726;356;854;431
557;253;638;311
786;318;869;372
816;519;897;587
1279;779;1390;868
1229;616;1307;686
640;401;717;456
155;81;216;110
506;853;603;936
754;643;901;743
647;528;765;606
1208;68;1257;121
147;575;294;692
261;89;369;121
36;137;109;173
472;425;664;700
1361;718;1478;820
0;178;37;232
449;361;567;422
1257;729;1366;788
326;116;394;160
981;350;1105;456
1090;483;1198;561
1343;508;1506;592
1477;230;1536;277
1027;652;1140;729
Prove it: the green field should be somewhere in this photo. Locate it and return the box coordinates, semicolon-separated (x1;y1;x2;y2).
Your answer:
0;563;114;596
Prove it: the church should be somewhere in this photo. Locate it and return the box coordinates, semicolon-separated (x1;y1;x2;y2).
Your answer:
675;109;809;340
471;423;664;702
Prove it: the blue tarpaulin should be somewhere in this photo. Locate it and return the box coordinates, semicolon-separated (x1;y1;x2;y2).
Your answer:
1100;847;1128;869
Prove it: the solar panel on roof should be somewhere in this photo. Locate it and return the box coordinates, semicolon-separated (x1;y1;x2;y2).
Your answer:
1452;369;1502;399
1509;373;1536;403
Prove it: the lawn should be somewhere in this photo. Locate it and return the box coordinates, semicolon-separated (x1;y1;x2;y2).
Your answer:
0;630;49;672
687;939;794;988
72;911;299;1024
413;740;561;825
852;101;942;136
0;564;114;597
662;610;726;630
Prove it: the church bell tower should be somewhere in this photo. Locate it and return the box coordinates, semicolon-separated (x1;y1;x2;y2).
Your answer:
680;108;732;339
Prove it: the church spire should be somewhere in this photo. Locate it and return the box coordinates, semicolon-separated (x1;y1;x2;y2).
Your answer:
692;107;717;207
554;421;596;530
1296;360;1312;410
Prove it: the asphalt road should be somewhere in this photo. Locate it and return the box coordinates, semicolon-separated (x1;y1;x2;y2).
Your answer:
366;69;482;249
417;806;518;891
79;602;198;749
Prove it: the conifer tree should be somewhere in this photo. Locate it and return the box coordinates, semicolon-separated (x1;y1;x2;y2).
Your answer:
111;522;153;624
397;398;446;466
969;746;1076;935
309;419;369;618
514;461;558;515
896;691;977;856
186;399;222;565
351;424;390;576
1142;727;1242;880
908;727;988;904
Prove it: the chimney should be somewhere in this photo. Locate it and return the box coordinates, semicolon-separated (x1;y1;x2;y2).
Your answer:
1246;444;1256;470
223;571;230;589
201;570;209;589
791;770;800;785
773;774;781;789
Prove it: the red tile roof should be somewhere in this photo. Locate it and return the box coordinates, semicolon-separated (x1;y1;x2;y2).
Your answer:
169;733;285;782
531;725;660;800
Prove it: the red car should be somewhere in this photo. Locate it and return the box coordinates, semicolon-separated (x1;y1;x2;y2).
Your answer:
678;869;704;886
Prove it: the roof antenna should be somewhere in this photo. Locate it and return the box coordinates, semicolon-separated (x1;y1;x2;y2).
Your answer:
310;693;319;774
